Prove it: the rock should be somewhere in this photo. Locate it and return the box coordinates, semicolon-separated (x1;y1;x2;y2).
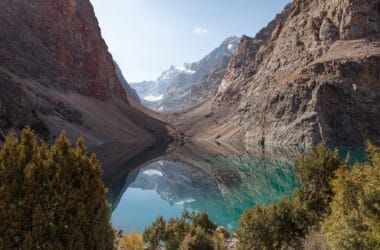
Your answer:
319;17;340;42
183;0;380;146
0;0;168;144
114;61;141;104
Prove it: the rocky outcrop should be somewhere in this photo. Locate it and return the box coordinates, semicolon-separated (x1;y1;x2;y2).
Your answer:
0;0;168;144
114;61;140;104
183;0;380;146
182;56;231;109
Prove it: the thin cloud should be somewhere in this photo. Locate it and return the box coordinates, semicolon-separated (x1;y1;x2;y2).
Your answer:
193;27;208;35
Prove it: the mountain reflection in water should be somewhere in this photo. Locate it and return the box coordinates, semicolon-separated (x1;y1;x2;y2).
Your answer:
95;141;304;232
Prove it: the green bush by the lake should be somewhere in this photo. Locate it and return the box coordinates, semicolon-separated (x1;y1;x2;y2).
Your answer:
237;143;380;250
143;210;228;250
1;128;379;250
0;128;114;249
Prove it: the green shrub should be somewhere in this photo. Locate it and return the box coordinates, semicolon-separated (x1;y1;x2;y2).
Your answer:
238;143;380;250
192;212;217;235
322;142;380;249
295;144;342;216
237;197;310;250
118;232;144;250
0;128;114;249
237;144;343;249
144;210;223;250
143;216;165;250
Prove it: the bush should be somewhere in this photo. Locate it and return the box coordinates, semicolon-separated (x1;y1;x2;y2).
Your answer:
322;142;380;249
143;210;224;250
237;143;380;250
164;217;188;250
212;227;228;250
143;216;165;249
294;144;342;216
0;128;114;249
237;197;310;250
118;232;144;250
237;144;343;249
192;212;217;235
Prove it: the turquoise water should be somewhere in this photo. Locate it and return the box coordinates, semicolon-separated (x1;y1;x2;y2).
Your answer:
109;144;301;233
106;143;365;233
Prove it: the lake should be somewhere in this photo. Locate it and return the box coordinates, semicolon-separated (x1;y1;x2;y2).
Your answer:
96;141;365;233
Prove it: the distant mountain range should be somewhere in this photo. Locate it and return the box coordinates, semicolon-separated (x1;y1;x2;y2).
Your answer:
130;36;240;112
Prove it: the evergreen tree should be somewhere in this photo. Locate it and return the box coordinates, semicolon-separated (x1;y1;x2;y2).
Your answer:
322;142;380;250
237;197;310;250
143;216;165;250
143;210;220;250
237;144;342;249
294;144;342;216
0;128;114;249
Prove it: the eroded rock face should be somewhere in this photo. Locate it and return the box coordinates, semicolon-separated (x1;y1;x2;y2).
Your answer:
192;0;380;146
0;0;168;144
114;61;141;104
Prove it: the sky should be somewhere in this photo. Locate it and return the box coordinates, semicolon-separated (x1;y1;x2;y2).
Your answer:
90;0;291;82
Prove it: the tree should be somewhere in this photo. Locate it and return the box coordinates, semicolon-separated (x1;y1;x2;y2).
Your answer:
143;216;165;249
237;144;341;249
237;197;310;250
0;128;114;249
294;144;342;216
179;227;212;250
143;210;222;250
164;217;188;250
192;212;217;235
322;143;380;249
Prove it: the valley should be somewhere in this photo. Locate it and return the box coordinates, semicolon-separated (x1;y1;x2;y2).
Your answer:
0;0;379;248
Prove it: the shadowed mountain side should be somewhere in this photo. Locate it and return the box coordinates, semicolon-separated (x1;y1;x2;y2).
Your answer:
114;61;141;104
0;0;169;145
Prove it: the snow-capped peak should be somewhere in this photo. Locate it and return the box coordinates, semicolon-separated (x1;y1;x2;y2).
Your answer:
175;65;196;75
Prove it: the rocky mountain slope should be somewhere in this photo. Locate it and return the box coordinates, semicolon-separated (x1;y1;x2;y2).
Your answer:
114;62;140;104
130;65;186;110
178;0;380;146
131;36;240;112
0;0;168;144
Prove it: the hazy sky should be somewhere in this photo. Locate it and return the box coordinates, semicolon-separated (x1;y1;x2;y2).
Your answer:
90;0;291;82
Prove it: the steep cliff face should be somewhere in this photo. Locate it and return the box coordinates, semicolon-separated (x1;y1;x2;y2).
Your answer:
185;0;380;146
0;0;168;144
114;62;140;104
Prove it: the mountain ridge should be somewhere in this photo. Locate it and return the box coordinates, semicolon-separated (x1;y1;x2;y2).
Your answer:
131;36;240;112
175;0;380;146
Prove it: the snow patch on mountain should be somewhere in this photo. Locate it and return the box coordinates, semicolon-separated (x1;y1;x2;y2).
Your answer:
143;95;164;102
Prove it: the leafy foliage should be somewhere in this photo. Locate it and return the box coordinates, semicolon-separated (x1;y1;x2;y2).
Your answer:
143;216;165;250
237;197;310;250
0;128;114;249
143;210;222;250
322;142;380;249
237;144;343;249
237;143;380;250
294;144;342;216
118;232;144;250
